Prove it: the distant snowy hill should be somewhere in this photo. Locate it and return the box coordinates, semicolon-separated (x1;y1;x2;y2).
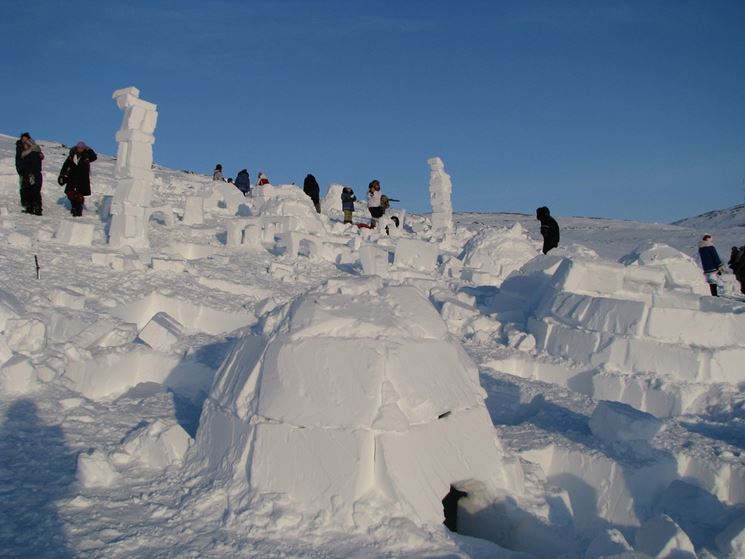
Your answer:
673;203;745;229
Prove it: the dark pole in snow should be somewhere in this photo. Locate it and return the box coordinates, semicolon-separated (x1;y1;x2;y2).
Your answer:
34;255;40;280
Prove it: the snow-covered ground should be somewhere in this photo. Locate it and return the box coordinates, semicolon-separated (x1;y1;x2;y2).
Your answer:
1;131;744;558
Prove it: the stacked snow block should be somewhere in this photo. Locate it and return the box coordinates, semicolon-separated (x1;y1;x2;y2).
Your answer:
54;220;95;246
108;86;158;249
427;157;454;237
527;257;745;416
189;282;525;527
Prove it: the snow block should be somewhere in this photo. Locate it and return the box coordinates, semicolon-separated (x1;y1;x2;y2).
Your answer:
137;312;184;352
181;196;204;225
716;515;745;558
0;355;38;394
635;514;696;559
6;232;32;249
117;419;191;469
49;287;86;310
360;244;390;277
150;257;186;274
459;224;539;286
585;529;634;559
394;238;439;271
77;449;120;488
589;400;662;442
54;220;95;246
591;370;689;418
537;291;647;336
5;317;46;353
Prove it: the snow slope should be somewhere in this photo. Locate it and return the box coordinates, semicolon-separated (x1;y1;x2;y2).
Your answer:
1;131;744;558
673;203;745;230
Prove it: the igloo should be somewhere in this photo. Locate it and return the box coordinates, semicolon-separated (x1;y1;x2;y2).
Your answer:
187;278;523;526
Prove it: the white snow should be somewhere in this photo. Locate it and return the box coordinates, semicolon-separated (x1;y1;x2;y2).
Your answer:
0;128;744;558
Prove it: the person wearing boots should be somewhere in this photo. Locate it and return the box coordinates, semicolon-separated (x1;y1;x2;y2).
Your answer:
58;142;97;217
698;234;725;296
367;180;384;228
15;132;44;215
341;186;357;224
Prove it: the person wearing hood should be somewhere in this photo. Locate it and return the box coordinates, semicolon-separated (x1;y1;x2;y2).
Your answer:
303;174;321;213
58;142;97;217
212;164;224;181
536;206;559;254
15;133;45;215
728;245;745;295
699;235;725;296
341;187;357;224
234;169;251;195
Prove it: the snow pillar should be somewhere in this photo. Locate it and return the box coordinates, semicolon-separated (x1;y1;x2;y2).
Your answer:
108;86;158;249
428;157;453;237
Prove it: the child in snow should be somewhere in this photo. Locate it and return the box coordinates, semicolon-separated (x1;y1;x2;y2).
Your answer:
234;169;251;195
536;206;560;254
15;132;44;215
698;235;725;296
728;245;745;295
58;142;97;217
256;172;270;186
367;180;384;228
212;164;224;181
341;187;356;224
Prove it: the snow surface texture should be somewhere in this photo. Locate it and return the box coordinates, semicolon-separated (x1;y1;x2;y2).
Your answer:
0;129;744;558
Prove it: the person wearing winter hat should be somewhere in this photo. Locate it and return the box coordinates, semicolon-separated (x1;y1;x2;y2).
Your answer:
698;234;726;296
536;206;560;254
212;164;224;181
58;142;97;217
341;186;357;224
15;132;45;215
367;180;384;228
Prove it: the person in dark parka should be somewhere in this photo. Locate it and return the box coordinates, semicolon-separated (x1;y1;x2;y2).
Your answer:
728;245;745;295
536;206;560;254
58;142;97;217
698;235;725;297
303;174;321;213
15;133;45;215
234;169;251;195
341;187;357;224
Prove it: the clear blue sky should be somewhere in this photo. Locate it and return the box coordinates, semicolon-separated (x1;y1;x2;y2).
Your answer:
3;0;744;222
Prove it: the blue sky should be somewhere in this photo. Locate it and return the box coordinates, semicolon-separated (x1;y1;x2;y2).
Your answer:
2;0;744;222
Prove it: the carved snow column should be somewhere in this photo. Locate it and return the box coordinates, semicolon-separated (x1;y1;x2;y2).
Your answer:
108;86;158;249
428;157;454;237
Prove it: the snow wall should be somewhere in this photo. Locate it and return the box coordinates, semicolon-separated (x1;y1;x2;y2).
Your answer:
187;278;524;526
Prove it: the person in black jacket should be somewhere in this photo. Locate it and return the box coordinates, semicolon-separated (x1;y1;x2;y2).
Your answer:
234;169;251;195
58;142;97;217
698;235;725;296
15;133;45;215
536;206;560;254
303;173;321;213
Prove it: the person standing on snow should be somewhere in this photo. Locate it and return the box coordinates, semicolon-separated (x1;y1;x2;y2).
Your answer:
303;174;321;213
15;132;45;215
212;164;224;181
728;245;745;295
698;235;726;297
234;169;251;195
367;180;385;228
341;187;357;224
58;142;97;217
536;206;560;254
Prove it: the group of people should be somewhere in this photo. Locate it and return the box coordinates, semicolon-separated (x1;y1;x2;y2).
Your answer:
14;133;97;217
212;163;396;228
698;235;745;296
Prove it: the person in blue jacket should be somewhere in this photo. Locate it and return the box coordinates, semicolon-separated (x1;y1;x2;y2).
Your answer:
698;234;725;296
341;187;356;224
